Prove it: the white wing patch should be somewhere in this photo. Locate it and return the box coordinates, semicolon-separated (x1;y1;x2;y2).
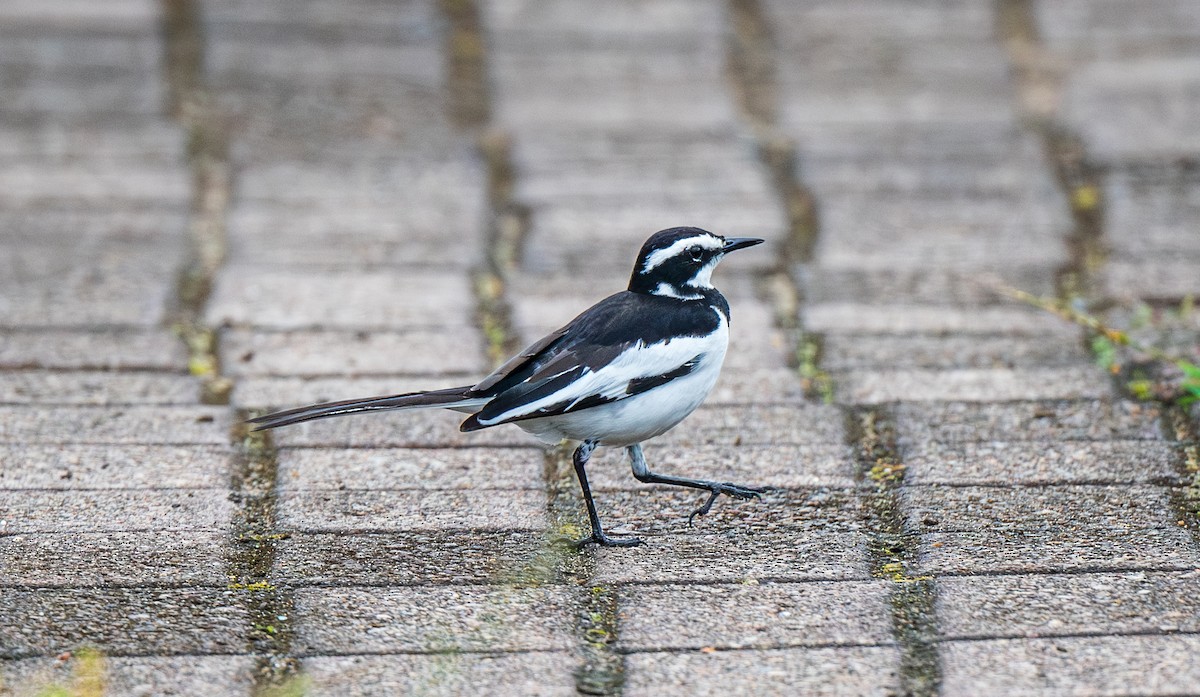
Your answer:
476;314;728;427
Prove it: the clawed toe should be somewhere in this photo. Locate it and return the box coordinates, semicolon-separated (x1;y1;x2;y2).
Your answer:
576;533;644;549
687;482;767;526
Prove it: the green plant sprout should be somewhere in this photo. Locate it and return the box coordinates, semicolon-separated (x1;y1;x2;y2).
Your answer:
996;285;1200;407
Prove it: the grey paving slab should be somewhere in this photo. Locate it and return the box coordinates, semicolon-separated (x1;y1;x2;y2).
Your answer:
277;446;546;491
1106;170;1200;259
590;487;866;538
485;0;723;36
803;303;1075;335
0;445;229;489
1062;59;1200;162
266;410;530;448
0;123;182;162
290;586;577;655
894;400;1166;443
914;529;1200;576
224;203;484;268
0;164;188;206
0;490;233;534
802;266;1061;306
0;74;165;121
0;371;200;406
0;531;230;586
206;268;475;330
303;652;577;697
1103;259;1200;301
835;366;1110;404
617;581;893;651
0;406;230;445
586;443;858;490
276;489;548;533
220;328;487;377
654;404;846;447
901;485;1182;535
0;655;255;697
592;531;870;584
821;334;1091;371
0;0;158;27
232;375;471;411
624;646;902;697
0;329;186;370
939;634;1200;697
1037;0;1200;47
0;263;178;329
937;570;1200;639
902;440;1185;486
0;588;247;658
273;531;558;586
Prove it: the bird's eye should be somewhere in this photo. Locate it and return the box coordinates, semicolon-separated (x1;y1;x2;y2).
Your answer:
687;245;704;262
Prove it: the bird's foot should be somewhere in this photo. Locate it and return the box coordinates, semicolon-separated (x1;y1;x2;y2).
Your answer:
575;532;644;549
688;483;767;526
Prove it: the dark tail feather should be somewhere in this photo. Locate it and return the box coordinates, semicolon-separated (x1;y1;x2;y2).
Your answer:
247;386;476;430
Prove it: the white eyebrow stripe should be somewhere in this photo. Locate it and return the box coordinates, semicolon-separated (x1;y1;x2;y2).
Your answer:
641;235;723;273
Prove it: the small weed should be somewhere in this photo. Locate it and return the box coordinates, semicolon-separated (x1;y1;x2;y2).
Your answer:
996;285;1200;407
796;337;834;403
33;648;107;697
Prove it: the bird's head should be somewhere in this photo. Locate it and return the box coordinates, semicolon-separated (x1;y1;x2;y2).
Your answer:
628;227;764;299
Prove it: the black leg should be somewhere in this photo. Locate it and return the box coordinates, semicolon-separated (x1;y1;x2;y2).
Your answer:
573;440;642;548
626;443;766;525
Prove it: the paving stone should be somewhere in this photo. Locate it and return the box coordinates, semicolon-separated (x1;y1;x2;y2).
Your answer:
937;570;1200;639
894;400;1166;443
0;123;182;162
0;164;188;206
0;655;255;697
618;580;892;651
624;646;902;697
901;485;1182;535
835;366;1110;404
803;304;1074;335
302;652;577;697
939;634;1200;697
1102;259;1200;302
291;586;576;655
273;531;560;586
486;0;723;37
655;404;846;447
1062;59;1200;162
0;531;230;586
220;328;487;377
0;74;165;120
0;371;200;405
206;268;475;330
233;375;471;411
821;334;1090;371
1106;170;1200;259
902;440;1185;486
914;528;1200;576
0;329;186;370
590;487;866;538
0;406;230;445
0;445;229;489
224;203;484;268
0;0;158;27
0;490;233;534
591;531;870;584
276;489;548;533
1037;0;1200;46
0;258;179;329
707;368;808;403
801;266;1061;306
277;446;546;491
0;588;247;658
266;409;530;448
586;443;858;490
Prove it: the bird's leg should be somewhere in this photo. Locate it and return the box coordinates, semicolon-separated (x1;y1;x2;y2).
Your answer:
572;440;643;548
626;443;766;526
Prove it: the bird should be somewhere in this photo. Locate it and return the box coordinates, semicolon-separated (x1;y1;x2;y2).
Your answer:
248;226;767;547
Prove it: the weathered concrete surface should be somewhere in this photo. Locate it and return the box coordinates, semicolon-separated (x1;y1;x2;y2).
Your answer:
2;0;1199;696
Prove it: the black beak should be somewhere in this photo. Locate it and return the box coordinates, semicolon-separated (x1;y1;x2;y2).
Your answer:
723;237;765;253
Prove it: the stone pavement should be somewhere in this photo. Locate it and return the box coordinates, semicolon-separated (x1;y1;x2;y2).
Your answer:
1;1;1198;695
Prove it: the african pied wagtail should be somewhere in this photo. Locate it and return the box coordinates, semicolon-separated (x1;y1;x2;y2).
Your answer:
249;227;767;547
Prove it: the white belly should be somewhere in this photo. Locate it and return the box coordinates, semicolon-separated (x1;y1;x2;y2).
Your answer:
515;321;728;446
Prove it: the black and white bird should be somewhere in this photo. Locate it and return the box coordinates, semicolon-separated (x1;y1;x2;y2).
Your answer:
249;227;767;547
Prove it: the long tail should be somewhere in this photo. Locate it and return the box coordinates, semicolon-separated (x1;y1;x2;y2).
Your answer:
247;386;485;430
